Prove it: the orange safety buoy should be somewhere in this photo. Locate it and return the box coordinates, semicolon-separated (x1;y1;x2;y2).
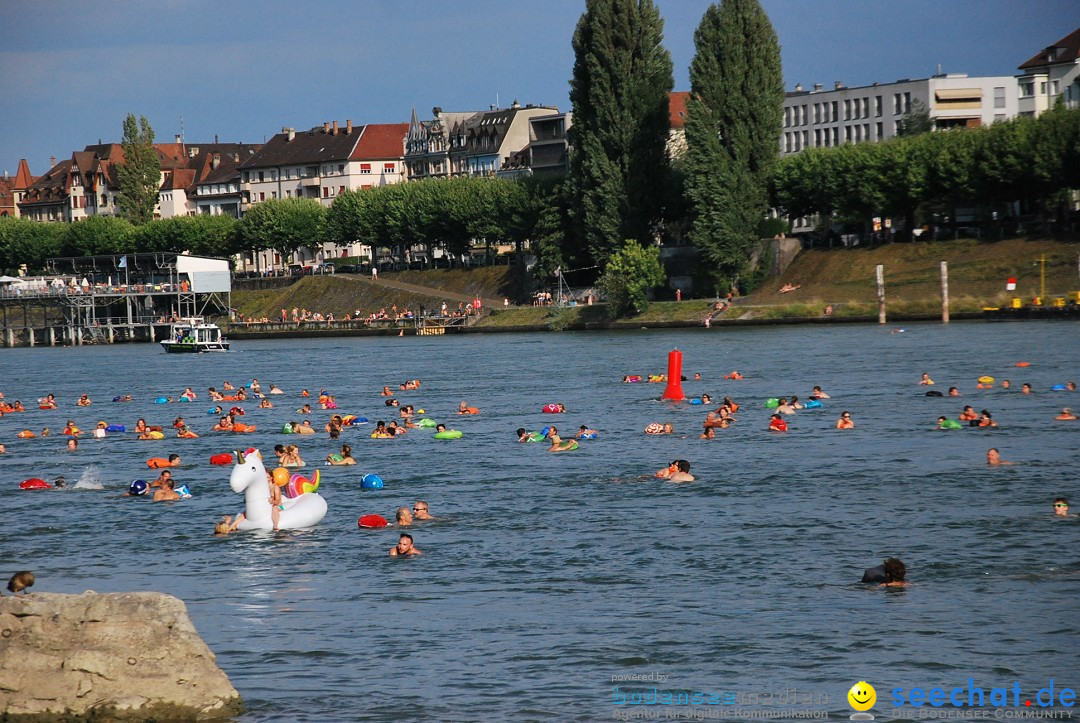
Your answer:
1015;362;1031;367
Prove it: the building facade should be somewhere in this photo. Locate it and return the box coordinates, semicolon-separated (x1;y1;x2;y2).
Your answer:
780;74;1018;156
1017;27;1080;116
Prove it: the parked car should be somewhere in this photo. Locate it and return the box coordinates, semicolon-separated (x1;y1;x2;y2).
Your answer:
336;264;359;274
313;263;336;275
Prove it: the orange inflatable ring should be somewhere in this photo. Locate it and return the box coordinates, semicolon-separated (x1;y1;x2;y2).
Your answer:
232;422;256;433
146;457;172;469
459;407;479;415
1015;362;1031;367
17;430;35;438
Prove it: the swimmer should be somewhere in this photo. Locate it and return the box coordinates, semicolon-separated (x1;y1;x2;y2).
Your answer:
810;385;830;399
516;427;537;442
212;416;234;432
258;398;273;409
387;420;406;436
389;532;420;556
301;389;310;397
959;405;978;422
775;397;795;415
986;448;1014;466
1068;381;1078;391
385;398;400;407
575;425;598;438
40;393;58;409
412;501;433;520
1055;407;1077;421
700;393;712;405
180;387;197;401
937;416;961;430
545;426;578;452
1053;497;1071;516
327;444;356;465
281;444;305;468
835;411;854;429
948;387;960;396
722;396;739;413
700;425;715;439
372;421;394;438
644;422;673;435
395;507;413;526
381;386;393;396
655;459;694;482
62;420;81;436
768;414;787;432
297;403;312;414
728;371;743;380
919;372;934;385
1001;380;1011;389
214;514;245;535
267;471;282;531
222;381;235;391
177;425;198;438
978;409;997;428
208;387;224;401
693;373;701;381
150;470;174;489
153;478;181;502
157;454;182;467
882;557;907;587
76;394;92;407
269;383;284;395
66;438;78;451
295;420;316;435
1021;383;1032;394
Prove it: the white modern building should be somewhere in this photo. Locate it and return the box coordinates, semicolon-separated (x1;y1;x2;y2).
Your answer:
781;74;1019;156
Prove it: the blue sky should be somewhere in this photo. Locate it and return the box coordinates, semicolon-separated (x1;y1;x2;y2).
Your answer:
0;0;1074;177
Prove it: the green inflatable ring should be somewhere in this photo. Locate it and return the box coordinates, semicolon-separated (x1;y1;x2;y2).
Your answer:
765;398;779;408
417;418;437;428
434;430;462;440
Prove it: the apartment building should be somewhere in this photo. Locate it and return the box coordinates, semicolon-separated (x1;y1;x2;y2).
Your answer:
780;74;1018;156
1017;27;1080;115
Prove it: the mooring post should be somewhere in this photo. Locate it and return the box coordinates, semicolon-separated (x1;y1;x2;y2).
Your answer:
941;261;950;324
876;264;886;324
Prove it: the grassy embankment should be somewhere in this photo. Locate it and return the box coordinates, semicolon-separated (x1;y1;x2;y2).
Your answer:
230;238;1080;329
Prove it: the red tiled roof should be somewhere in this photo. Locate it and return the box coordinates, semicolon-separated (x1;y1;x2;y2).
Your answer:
162;168;195;191
350;123;409;160
14;159;33;189
669;91;689;129
1018;27;1080;70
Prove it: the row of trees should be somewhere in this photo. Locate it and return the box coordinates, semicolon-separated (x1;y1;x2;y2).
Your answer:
772;104;1080;239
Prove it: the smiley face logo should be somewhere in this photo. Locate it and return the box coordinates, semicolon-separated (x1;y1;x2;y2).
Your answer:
847;681;876;711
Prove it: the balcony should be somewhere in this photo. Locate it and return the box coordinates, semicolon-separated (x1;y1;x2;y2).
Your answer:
299;176;321;187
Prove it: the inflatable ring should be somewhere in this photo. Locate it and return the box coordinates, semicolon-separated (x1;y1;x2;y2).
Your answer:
417;418;437;428
541;404;562;414
105;424;125;433
146;457;173;469
434;430;462;440
360;473;384;490
154;397;169;404
459;407;479;415
526;432;545;442
765;398;779;408
232;422;256;433
1015;362;1031;367
207;408;219;415
146;431;165;440
578;432;598;440
978;376;995;384
803;400;823;409
940;419;963;430
38;405;52;410
358;514;388;528
1052;384;1067;391
17;430;36;438
20;478;50;490
210;453;234;466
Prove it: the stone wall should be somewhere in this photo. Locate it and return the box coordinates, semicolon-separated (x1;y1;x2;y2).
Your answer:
0;591;240;719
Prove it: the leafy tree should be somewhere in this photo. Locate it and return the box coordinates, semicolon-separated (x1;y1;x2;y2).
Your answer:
598;239;665;318
63;216;135;257
896;99;933;137
684;0;784;289
116;114;161;224
239;197;325;263
569;0;674;265
0;217;66;273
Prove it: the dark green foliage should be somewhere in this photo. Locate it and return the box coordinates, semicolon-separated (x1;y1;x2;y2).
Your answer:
598;239;666;318
239;197;326;260
135;216;240;257
116;114;161;225
684;0;784;289
0;217;66;274
569;0;674;265
63;216;135;257
897;98;933;137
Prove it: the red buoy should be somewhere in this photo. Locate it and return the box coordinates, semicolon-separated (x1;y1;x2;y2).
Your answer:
210;453;234;466
661;349;686;400
20;478;51;490
358;514;389;529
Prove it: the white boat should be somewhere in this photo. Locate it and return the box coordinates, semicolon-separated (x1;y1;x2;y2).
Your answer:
160;317;230;353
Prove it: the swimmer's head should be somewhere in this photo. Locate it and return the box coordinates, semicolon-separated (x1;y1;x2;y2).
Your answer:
883;557;906;582
516;427;526;438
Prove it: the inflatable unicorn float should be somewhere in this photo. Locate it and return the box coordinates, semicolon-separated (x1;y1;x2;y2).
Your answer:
229;448;327;530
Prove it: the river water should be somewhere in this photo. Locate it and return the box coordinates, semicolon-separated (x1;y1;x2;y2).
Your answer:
1;322;1078;721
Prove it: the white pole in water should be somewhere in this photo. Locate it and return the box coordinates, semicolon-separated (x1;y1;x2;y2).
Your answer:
876;264;886;324
941;261;949;324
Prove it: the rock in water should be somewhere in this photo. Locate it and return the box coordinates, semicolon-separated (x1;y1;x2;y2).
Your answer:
0;591;241;718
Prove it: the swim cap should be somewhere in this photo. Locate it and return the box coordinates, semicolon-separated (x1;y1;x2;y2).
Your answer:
129;480;149;496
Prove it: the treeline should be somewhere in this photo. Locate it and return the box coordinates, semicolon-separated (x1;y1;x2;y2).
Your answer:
773;105;1080;239
0;177;560;275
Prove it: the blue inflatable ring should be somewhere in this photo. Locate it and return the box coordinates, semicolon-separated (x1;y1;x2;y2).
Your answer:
361;473;384;490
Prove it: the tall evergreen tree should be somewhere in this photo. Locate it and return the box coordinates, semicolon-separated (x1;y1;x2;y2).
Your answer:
116;114;161;225
684;0;783;291
569;0;673;266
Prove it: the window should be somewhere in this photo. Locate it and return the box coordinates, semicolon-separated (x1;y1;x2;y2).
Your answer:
286;190;291;198
322;187;329;198
259;192;265;201
338;164;345;173
784;107;791;127
904;92;911;113
271;191;277;199
1039;81;1047;95
384;163;395;172
814;129;821;146
1051;80;1059;95
994;114;1006;123
894;93;902;114
863;123;870;140
802;130;808;147
994;87;1006;109
284;169;291;180
802;105;808;125
338;186;345;195
845;126;852;142
875;95;882;117
271;170;277;181
814;103;821;124
844;99;851;120
862;98;869;118
242;172;249;182
360;163;372;174
784;133;792;153
876;121;883;139
258;171;264;182
1020;82;1034;97
831;101;838;121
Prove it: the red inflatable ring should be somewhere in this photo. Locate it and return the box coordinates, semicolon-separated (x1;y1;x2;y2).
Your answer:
210;453;235;466
358;514;388;529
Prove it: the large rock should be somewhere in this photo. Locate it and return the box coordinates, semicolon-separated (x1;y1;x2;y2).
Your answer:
0;591;241;719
